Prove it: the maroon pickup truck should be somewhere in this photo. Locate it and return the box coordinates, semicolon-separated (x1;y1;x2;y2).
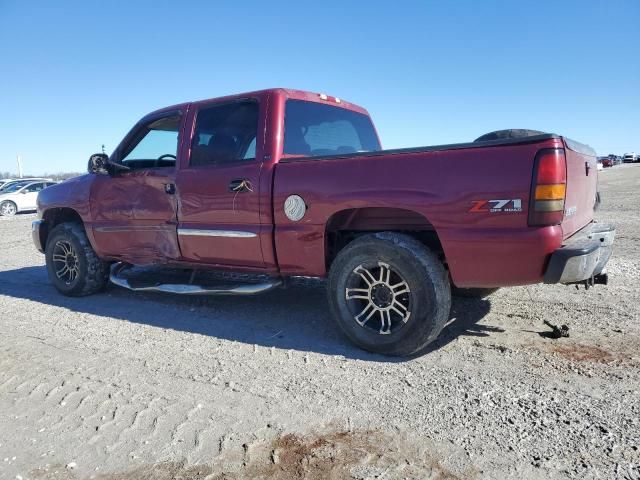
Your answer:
33;88;614;356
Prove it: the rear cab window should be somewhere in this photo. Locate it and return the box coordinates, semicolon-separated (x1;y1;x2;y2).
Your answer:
283;100;380;158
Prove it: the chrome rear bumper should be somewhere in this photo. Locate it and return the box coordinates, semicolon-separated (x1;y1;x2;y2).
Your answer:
544;222;615;284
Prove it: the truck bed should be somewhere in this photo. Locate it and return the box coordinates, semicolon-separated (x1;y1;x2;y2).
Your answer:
274;133;598;287
279;133;595;165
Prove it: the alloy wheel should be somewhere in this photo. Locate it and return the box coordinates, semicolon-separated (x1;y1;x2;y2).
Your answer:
345;261;412;335
52;240;80;285
0;202;16;216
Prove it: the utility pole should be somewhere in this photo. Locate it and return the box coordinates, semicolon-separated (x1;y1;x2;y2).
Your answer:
16;155;23;178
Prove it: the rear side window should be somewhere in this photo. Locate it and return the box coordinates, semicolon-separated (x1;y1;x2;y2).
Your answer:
284;100;380;157
190;100;259;167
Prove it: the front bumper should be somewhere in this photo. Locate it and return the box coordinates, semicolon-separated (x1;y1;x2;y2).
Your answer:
544;222;615;284
32;219;46;253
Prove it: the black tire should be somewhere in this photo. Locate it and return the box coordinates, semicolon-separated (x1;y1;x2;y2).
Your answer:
0;200;17;216
452;287;499;299
327;232;451;356
45;222;109;296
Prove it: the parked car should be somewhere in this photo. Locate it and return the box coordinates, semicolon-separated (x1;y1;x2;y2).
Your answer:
0;178;53;193
0;180;29;192
605;154;621;167
0;181;57;216
0;180;32;194
623;153;637;163
32;88;614;356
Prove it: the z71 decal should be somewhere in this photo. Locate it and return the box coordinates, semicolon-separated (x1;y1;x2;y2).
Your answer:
469;199;523;213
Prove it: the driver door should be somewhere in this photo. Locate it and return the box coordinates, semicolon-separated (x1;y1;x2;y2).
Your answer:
90;110;185;265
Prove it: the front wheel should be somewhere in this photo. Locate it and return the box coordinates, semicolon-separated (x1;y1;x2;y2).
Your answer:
45;222;110;296
327;232;451;356
0;201;17;216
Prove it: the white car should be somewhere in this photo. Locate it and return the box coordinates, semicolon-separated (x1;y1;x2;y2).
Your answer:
0;179;22;190
0;178;53;193
0;181;57;216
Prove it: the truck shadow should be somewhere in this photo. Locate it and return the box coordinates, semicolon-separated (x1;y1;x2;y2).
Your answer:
0;266;494;362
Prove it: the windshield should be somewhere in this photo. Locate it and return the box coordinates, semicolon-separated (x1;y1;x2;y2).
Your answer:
284;100;380;157
0;182;29;193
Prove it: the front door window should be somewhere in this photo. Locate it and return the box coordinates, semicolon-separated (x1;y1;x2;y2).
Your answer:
23;183;45;193
121;115;182;170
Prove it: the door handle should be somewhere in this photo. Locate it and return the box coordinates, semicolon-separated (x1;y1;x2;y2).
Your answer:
229;179;254;193
164;183;176;195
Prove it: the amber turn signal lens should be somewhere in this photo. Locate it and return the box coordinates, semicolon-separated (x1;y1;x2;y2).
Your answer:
535;184;566;201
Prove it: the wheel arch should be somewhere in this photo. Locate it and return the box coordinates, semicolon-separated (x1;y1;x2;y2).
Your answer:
324;207;445;271
40;207;85;251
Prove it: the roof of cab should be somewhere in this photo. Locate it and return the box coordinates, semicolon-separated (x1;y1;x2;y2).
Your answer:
143;88;370;119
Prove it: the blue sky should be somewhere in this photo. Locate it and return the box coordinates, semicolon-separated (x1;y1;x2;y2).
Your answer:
0;0;638;174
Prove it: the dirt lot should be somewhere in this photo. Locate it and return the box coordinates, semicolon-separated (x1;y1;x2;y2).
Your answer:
1;165;639;480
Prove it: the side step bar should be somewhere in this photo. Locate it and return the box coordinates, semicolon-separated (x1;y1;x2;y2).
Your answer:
109;263;283;296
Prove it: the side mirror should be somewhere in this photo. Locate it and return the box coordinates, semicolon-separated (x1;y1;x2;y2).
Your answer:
88;153;130;175
88;153;110;175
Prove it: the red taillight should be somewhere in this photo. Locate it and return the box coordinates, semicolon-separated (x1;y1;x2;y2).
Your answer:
528;148;567;226
536;150;566;184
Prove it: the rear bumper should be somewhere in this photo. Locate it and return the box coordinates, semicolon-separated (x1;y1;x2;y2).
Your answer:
32;219;46;253
544;222;615;284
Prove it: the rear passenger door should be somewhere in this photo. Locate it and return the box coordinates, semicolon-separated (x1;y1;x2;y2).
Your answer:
175;99;267;269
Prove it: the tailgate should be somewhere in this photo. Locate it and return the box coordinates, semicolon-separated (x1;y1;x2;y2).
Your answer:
561;138;598;239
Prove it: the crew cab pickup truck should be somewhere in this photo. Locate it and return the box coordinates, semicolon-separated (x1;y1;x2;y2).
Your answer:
33;88;615;356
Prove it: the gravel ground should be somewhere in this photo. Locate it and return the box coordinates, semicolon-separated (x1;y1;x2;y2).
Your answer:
1;165;639;480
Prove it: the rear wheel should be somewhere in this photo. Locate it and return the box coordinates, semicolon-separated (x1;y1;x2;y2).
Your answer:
0;201;17;216
327;232;451;356
45;222;110;296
